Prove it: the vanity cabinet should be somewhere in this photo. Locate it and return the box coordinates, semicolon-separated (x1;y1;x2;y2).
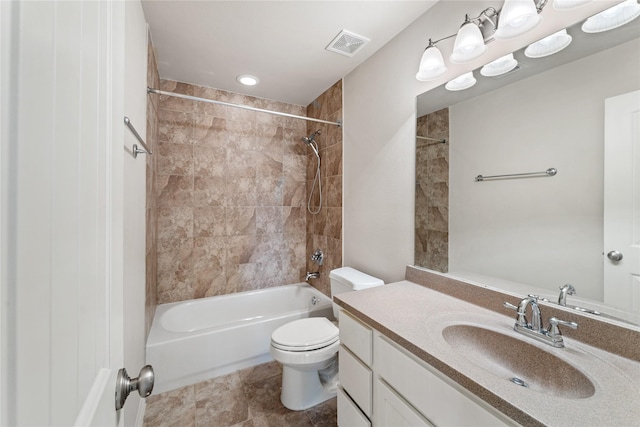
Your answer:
339;309;514;427
338;311;373;427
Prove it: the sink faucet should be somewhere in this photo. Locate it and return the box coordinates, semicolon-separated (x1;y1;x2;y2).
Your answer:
305;271;320;281
503;295;578;348
558;284;576;306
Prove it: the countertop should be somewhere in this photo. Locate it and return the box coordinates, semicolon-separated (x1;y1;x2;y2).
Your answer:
334;280;640;426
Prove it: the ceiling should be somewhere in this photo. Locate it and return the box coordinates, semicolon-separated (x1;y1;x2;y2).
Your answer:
141;1;437;107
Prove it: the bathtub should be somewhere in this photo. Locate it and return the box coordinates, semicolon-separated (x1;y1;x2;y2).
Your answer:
146;283;334;393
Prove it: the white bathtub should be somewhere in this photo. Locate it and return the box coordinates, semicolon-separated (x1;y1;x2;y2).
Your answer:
146;283;334;393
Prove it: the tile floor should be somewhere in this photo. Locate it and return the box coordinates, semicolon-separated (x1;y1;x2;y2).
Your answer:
143;361;337;427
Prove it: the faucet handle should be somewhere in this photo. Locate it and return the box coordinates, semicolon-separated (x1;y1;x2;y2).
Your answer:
548;317;578;330
503;301;527;327
503;301;518;311
545;317;577;348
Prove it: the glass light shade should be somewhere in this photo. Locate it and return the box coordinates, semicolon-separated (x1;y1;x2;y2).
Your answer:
582;0;640;33
525;29;573;58
416;45;448;81
480;53;519;76
450;21;488;63
495;0;543;39
445;72;477;91
553;0;592;10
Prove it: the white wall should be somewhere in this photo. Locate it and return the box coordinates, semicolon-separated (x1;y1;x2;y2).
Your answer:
343;0;620;283
449;39;640;301
123;1;149;425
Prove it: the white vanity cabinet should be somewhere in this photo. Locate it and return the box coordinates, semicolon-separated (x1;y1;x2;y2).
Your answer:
338;310;514;427
338;311;373;427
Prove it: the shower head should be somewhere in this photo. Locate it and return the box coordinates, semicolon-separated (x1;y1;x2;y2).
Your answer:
302;130;321;145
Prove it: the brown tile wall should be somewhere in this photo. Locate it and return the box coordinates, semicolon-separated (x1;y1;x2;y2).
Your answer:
415;108;449;273
154;80;310;303
305;81;343;297
145;34;159;336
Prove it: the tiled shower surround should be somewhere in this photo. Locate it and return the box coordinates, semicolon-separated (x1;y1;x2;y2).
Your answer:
415;107;449;273
145;35;159;335
305;81;343;296
155;79;343;303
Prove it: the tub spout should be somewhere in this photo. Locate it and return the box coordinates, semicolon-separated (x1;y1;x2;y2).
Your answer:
305;272;320;281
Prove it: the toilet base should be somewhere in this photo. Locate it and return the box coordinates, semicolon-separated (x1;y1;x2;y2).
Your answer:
280;358;338;411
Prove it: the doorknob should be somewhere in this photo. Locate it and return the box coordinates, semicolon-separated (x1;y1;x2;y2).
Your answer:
607;250;624;262
115;365;155;410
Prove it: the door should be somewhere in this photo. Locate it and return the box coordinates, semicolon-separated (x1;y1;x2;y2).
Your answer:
1;1;126;425
603;90;640;313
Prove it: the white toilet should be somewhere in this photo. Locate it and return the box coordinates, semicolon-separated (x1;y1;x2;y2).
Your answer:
270;267;384;411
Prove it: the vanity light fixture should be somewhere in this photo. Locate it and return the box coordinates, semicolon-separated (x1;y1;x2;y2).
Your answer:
450;15;489;63
581;0;640;33
480;53;519;76
525;29;573;58
445;71;477;91
495;0;543;39
553;0;592;10
416;39;448;81
236;74;260;86
416;0;551;81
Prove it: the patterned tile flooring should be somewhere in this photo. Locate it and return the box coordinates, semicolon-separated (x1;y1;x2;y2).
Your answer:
143;361;337;427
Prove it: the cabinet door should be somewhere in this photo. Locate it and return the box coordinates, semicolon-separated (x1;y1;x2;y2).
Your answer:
376;379;434;427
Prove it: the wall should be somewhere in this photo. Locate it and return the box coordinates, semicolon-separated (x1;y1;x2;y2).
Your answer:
305;81;343;296
155;81;308;303
343;0;619;283
449;39;640;302
415;108;449;272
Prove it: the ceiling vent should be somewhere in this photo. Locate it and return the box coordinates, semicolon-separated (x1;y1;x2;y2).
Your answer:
326;30;370;57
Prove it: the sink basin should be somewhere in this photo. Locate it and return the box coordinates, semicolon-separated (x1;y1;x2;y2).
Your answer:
442;324;595;399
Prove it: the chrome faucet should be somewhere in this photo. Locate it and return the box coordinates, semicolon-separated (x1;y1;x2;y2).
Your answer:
558;284;576;306
305;271;320;281
557;284;602;316
503;295;578;348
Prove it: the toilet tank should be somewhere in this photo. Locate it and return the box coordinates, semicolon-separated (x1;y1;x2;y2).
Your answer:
329;267;384;319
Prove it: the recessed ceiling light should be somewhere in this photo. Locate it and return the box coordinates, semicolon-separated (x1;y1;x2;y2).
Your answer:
236;75;259;86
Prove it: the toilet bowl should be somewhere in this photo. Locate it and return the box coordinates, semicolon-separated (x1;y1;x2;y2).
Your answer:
270;267;384;411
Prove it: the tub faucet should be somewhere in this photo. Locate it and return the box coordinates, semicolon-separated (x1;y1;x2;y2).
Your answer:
558;284;576;306
305;271;320;281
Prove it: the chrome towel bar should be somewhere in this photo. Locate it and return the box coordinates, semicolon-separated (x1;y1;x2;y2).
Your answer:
124;116;152;158
475;167;557;182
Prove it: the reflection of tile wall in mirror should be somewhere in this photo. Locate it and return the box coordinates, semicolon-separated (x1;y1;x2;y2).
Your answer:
415;107;449;273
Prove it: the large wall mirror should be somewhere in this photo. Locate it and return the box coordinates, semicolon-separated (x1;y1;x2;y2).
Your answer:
415;10;640;325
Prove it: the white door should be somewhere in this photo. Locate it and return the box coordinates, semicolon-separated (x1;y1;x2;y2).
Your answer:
1;1;126;425
603;90;640;313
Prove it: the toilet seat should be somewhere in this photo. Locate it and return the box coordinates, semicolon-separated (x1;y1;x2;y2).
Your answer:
271;317;339;352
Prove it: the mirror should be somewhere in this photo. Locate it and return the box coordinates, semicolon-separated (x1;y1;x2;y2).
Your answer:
415;13;640;325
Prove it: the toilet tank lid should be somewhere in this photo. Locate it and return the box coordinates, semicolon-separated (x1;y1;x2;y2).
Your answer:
329;267;384;290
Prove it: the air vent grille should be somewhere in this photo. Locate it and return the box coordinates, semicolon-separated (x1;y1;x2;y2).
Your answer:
326;30;370;57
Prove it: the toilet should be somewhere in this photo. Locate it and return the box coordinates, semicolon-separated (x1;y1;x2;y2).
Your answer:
270;267;384;411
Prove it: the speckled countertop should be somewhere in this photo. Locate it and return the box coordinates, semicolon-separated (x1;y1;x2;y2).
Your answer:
334;279;640;427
